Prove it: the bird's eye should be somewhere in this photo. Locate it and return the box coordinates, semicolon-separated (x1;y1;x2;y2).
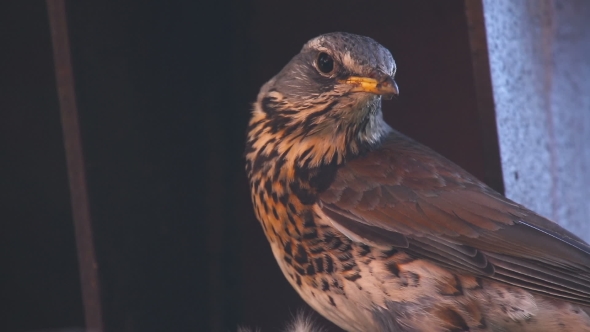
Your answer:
316;52;335;75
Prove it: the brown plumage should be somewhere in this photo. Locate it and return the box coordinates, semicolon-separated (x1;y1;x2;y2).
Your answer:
245;32;590;331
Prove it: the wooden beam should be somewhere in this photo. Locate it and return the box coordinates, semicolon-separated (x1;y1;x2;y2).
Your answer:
46;1;104;330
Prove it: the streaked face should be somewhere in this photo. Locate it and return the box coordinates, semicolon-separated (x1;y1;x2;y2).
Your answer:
271;33;397;104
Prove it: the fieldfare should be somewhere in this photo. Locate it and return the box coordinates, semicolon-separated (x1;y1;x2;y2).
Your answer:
244;32;590;331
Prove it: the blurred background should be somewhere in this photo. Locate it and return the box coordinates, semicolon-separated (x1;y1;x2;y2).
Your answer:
1;1;588;331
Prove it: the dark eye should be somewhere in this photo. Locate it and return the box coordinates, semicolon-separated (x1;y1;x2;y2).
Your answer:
316;52;334;74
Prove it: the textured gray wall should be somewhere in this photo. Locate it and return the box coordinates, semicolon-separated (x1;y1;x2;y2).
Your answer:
482;0;590;240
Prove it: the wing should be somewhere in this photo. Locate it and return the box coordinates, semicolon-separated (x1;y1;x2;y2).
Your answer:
319;130;590;305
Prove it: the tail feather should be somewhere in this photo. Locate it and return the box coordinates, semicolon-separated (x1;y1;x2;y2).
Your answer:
238;310;325;332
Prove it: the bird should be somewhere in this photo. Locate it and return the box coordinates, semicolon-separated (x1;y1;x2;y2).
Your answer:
244;32;590;331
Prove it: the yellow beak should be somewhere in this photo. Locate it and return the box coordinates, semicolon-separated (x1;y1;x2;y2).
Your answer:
339;76;399;98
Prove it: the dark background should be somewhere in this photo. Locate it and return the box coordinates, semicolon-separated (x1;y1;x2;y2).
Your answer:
1;1;501;331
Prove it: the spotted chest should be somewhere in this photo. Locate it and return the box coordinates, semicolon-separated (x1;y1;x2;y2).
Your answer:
245;110;378;325
246;106;432;329
246;117;413;330
245;115;358;282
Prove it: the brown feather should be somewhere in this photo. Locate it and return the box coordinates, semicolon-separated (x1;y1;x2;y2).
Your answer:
320;130;590;305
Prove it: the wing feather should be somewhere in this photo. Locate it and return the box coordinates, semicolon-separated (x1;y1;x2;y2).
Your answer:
320;131;590;305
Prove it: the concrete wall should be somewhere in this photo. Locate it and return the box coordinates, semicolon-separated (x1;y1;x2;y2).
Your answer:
482;0;590;239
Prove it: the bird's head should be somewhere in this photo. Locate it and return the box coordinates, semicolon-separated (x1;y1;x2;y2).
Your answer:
249;32;398;168
267;32;398;101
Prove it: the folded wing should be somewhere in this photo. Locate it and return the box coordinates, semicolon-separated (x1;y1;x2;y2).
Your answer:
320;131;590;305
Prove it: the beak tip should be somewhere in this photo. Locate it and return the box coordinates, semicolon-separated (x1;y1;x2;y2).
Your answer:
382;78;399;99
